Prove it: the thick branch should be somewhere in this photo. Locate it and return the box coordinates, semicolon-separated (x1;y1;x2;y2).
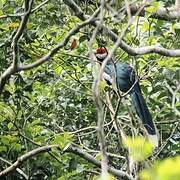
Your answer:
0;0;33;93
18;11;97;71
128;5;180;20
0;145;59;177
0;144;134;180
0;157;28;179
12;0;34;68
65;145;134;180
175;0;180;9
64;0;180;57
0;66;15;94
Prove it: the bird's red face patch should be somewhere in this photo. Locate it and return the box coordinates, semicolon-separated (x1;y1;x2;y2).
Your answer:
95;47;108;61
96;47;107;54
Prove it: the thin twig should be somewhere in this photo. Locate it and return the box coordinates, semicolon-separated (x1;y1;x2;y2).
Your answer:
153;122;179;159
88;1;109;177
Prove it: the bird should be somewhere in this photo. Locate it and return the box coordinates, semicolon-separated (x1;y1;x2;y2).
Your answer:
94;47;158;147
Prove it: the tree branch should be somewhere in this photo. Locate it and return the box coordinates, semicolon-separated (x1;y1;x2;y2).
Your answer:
0;0;33;93
88;0;109;177
64;145;134;180
0;145;59;177
0;157;28;179
0;144;134;180
64;0;180;57
0;10;95;94
18;10;98;71
127;5;180;20
12;0;34;68
0;0;50;19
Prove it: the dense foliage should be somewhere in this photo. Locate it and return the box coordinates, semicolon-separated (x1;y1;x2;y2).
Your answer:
0;0;179;179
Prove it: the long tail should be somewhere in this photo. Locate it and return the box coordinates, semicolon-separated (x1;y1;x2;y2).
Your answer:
130;88;158;147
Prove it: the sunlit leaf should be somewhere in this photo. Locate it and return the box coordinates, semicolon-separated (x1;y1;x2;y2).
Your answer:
140;156;180;180
123;137;153;161
52;133;73;149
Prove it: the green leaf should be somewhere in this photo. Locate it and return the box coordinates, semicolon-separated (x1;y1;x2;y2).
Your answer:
140;156;180;180
173;23;180;36
54;66;63;75
7;122;13;130
0;135;10;145
52;133;73;149
146;2;160;13
4;81;16;94
12;143;21;152
95;153;101;161
8;22;19;29
0;10;3;15
79;35;88;43
123;137;153;161
173;23;180;30
99;81;107;91
0;146;7;152
27;23;33;29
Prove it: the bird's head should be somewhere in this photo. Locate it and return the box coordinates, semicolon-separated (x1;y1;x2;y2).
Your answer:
95;47;108;62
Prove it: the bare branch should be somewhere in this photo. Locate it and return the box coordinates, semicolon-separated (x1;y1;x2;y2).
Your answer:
125;0;131;20
153;122;179;159
88;0;109;177
165;82;180;117
89;2;147;177
0;66;15;94
31;0;50;13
